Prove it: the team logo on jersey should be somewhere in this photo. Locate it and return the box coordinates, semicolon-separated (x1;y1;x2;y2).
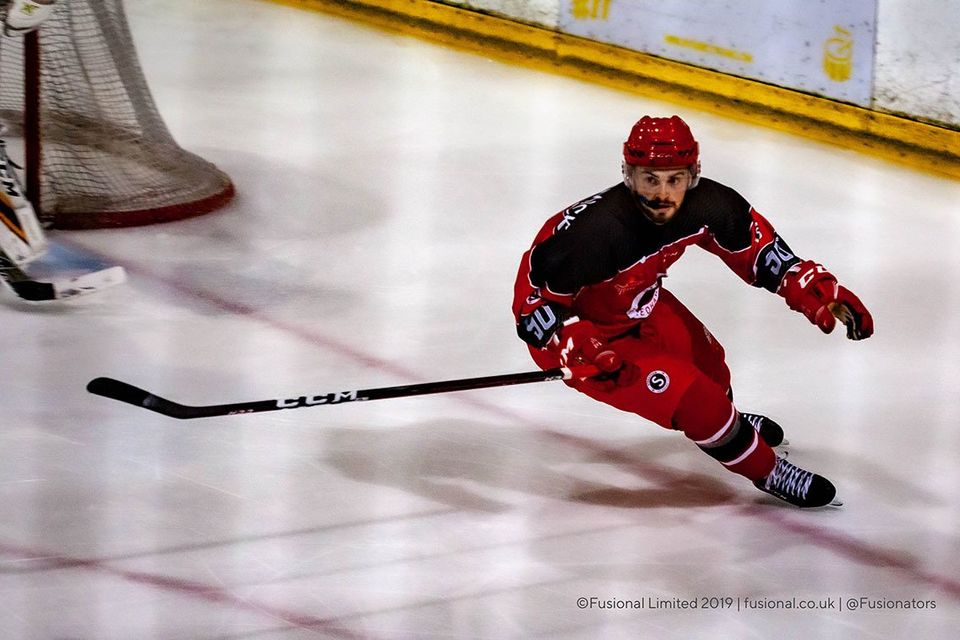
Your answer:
646;370;670;393
627;284;660;319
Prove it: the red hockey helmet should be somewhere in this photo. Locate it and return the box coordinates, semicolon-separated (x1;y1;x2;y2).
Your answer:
623;115;700;178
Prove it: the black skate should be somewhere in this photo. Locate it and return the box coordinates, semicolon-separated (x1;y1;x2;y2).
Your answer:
742;413;788;448
754;455;841;508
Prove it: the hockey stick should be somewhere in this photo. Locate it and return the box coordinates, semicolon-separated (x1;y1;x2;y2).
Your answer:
87;364;601;419
0;247;126;301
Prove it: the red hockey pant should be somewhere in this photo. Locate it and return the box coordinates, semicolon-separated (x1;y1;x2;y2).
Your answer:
529;289;775;481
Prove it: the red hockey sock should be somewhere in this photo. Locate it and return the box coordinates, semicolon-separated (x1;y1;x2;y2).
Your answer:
673;376;775;481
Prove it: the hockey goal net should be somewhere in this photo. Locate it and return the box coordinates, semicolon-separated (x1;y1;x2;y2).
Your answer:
0;0;233;229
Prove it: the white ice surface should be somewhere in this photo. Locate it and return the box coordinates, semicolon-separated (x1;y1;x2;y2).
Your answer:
1;1;959;638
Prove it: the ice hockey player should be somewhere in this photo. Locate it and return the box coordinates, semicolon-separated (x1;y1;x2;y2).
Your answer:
0;127;47;265
513;115;873;508
0;0;58;265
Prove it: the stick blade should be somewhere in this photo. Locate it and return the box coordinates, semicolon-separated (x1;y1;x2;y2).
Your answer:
87;376;154;407
6;265;126;301
87;376;196;419
7;279;55;301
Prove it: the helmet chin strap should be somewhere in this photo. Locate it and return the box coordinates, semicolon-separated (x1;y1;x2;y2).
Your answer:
632;191;659;209
626;189;671;224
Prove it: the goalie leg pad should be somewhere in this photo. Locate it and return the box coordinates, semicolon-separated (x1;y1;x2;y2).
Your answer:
0;134;46;264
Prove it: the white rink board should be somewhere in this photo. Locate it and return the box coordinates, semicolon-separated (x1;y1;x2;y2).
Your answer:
874;0;960;127
427;0;960;128
444;0;559;27
557;0;877;106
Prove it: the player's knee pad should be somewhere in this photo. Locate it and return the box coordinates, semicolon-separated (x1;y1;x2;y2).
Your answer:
695;415;754;463
672;374;734;441
673;375;775;479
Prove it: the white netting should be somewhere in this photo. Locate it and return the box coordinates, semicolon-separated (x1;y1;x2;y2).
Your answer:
0;0;233;228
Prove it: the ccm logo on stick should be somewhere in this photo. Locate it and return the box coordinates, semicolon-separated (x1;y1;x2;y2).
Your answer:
276;390;367;408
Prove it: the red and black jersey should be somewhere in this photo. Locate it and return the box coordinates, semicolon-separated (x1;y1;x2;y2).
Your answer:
513;178;801;344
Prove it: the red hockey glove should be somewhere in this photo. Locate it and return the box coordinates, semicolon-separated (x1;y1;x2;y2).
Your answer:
779;260;874;340
822;286;874;340
551;317;640;389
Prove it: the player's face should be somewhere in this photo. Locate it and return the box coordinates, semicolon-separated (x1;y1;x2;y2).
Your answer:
625;166;692;224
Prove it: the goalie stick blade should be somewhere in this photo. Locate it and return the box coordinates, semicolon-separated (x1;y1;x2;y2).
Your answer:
2;260;126;302
51;266;127;300
7;279;55;301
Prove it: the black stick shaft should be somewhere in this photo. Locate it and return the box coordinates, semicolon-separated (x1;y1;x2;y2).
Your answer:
0;250;55;300
86;364;598;419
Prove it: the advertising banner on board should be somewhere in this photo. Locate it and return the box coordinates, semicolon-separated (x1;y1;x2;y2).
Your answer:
559;0;877;106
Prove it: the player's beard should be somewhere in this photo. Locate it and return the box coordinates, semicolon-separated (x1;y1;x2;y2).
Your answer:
640;199;679;224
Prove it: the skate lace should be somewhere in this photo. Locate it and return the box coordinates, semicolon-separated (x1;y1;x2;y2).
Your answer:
743;413;764;432
766;458;813;499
